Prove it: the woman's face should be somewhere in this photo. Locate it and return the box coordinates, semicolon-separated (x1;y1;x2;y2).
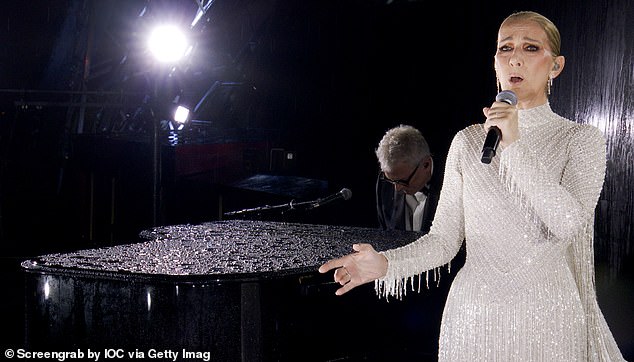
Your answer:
494;19;563;109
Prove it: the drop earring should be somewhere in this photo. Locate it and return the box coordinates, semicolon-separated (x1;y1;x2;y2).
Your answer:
496;75;501;94
547;75;553;96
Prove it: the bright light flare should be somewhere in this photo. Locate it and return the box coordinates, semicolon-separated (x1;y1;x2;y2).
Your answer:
148;25;188;63
174;105;190;124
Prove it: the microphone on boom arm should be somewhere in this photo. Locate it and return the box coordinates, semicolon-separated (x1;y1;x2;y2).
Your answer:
223;188;352;217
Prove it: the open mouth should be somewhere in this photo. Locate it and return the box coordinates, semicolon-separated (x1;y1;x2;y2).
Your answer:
510;76;523;83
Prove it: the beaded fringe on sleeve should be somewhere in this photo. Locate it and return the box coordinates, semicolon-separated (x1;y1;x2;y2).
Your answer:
569;224;626;361
374;241;453;300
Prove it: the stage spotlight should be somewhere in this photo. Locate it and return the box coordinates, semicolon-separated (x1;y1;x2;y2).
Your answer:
173;105;190;124
148;25;189;63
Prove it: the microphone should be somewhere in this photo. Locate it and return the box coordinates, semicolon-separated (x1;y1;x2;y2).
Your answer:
481;90;518;164
309;188;352;209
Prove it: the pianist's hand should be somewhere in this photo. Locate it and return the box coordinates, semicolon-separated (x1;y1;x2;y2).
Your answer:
318;243;388;296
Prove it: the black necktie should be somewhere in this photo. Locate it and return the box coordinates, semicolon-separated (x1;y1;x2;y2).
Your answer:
420;185;430;196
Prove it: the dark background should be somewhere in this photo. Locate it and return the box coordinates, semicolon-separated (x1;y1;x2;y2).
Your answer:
1;0;632;360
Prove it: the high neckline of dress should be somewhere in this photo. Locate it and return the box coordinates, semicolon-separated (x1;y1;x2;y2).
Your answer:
518;102;555;128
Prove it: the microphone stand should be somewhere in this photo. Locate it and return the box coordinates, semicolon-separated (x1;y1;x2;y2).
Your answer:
223;194;336;217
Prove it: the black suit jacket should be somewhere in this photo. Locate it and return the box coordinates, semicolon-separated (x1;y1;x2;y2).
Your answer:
375;171;440;234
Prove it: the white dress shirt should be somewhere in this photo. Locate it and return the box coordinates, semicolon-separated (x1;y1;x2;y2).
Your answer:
405;191;427;231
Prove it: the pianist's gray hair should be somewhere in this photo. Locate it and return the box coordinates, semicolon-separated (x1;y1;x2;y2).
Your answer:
375;124;430;173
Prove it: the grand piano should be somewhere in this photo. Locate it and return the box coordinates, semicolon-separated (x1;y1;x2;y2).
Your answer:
21;220;448;361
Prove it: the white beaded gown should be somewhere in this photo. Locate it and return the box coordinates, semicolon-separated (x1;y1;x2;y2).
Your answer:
375;103;626;361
